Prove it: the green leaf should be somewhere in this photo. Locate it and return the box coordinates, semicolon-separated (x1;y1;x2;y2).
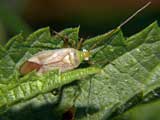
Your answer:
89;30;127;67
0;67;100;112
1;21;160;120
51;22;160;120
0;44;16;83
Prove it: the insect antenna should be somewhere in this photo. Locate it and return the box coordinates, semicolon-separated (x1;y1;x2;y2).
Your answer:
53;30;83;49
118;1;151;28
88;1;151;51
85;76;93;116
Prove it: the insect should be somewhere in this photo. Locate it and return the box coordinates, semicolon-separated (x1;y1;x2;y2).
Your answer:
20;48;90;75
20;2;151;75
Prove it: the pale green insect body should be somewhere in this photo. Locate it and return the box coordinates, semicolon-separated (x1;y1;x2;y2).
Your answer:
20;48;90;75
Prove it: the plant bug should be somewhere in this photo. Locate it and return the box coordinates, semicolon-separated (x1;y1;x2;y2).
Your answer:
20;2;151;75
20;48;90;75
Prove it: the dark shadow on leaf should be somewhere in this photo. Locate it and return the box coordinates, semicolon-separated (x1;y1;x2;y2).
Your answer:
0;80;100;120
75;106;99;119
107;92;143;120
142;87;160;103
1;103;61;120
0;86;65;120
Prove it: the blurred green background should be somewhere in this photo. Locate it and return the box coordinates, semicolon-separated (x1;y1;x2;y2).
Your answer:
0;0;159;44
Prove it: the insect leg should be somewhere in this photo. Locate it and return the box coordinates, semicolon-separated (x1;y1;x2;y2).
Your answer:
77;38;85;50
88;29;119;51
84;76;93;118
72;82;82;105
53;30;70;48
53;30;79;48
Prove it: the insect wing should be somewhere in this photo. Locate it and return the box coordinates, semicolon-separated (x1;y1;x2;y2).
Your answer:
20;48;81;74
28;50;67;64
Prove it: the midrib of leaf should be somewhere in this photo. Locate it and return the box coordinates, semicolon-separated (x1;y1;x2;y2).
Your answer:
0;67;100;112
